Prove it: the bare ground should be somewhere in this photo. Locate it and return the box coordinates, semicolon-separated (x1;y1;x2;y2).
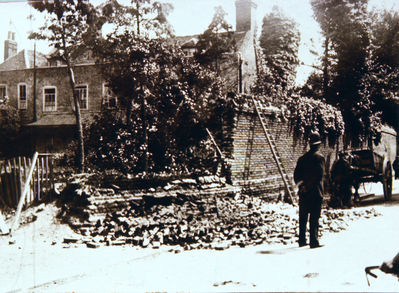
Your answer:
1;181;398;292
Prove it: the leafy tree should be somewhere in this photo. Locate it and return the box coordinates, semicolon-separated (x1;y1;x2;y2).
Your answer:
360;9;399;130
311;1;399;143
86;43;226;174
89;1;227;175
194;5;236;73
299;71;324;100
29;0;99;172
369;9;399;69
100;0;174;37
92;0;175;173
311;0;380;144
255;6;300;100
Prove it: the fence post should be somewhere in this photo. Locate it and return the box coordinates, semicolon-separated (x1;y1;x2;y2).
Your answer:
49;155;54;199
12;158;19;205
0;161;7;208
40;156;44;199
10;152;39;235
6;160;13;206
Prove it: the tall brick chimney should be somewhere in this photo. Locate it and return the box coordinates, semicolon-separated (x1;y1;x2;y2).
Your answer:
4;29;17;61
235;0;257;32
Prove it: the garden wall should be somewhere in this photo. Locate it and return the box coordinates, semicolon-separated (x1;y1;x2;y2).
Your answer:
224;107;340;200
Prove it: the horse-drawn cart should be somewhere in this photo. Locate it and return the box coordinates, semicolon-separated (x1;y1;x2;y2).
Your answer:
349;149;393;201
331;126;397;202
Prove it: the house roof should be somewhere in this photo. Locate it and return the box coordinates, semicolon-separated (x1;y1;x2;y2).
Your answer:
174;31;247;50
181;37;198;48
0;49;47;71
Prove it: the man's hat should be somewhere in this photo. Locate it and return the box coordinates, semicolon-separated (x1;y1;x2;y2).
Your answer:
309;132;321;146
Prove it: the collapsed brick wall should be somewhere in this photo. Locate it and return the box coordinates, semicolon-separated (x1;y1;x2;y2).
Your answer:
224;108;340;199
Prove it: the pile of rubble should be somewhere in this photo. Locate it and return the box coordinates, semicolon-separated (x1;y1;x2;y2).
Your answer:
56;174;382;250
84;198;381;250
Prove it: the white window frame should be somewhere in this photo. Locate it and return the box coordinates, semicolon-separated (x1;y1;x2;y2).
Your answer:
102;83;117;109
75;84;88;110
18;83;28;110
0;84;7;101
43;86;57;112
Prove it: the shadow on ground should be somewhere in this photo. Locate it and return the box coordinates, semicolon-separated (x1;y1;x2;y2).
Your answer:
257;245;309;255
355;194;399;208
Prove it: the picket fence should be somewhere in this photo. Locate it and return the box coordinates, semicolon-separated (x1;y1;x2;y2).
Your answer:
0;153;54;209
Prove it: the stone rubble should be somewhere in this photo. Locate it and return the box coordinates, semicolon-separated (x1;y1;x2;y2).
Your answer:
54;176;379;252
57;174;382;250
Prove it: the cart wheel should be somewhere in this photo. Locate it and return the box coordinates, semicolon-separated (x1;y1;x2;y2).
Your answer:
383;162;392;201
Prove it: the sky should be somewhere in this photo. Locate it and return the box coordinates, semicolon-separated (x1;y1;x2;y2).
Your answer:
0;0;398;85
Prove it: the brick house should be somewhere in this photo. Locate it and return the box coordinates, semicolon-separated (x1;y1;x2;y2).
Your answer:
0;46;116;154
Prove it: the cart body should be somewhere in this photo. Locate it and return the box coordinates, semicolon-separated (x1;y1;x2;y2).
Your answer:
333;126;397;201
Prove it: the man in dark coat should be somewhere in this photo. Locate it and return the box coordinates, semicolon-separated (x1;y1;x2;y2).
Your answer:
294;132;325;248
331;152;353;208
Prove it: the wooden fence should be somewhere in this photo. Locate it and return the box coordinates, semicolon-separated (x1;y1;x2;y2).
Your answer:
0;153;54;209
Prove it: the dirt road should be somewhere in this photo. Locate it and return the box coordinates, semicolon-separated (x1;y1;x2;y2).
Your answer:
2;182;399;292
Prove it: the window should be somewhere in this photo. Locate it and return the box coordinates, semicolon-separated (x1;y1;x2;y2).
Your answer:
43;87;56;111
103;84;117;109
75;85;88;110
18;84;27;110
0;85;7;102
183;48;195;57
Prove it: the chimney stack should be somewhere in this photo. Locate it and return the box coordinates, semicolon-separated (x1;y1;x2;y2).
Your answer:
4;24;17;61
235;0;257;32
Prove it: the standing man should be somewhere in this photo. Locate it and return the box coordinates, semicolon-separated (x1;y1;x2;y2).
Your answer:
331;152;353;208
294;132;325;248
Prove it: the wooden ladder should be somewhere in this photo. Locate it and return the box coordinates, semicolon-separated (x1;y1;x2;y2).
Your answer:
252;97;296;205
243;112;257;193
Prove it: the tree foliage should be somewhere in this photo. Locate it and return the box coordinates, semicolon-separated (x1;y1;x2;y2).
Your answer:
310;0;390;144
100;0;174;37
299;71;324;100
286;96;345;146
29;0;99;60
0;99;20;157
194;5;236;73
85;43;227;174
87;1;228;175
360;9;399;130
255;6;300;99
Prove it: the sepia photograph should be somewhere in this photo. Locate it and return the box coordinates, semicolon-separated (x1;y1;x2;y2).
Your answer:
0;0;398;291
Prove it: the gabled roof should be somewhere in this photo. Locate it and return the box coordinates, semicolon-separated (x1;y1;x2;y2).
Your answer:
173;30;255;92
0;49;47;71
174;31;247;50
181;37;198;48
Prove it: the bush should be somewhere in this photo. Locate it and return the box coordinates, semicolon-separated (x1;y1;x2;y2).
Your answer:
0;99;21;157
80;109;220;176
